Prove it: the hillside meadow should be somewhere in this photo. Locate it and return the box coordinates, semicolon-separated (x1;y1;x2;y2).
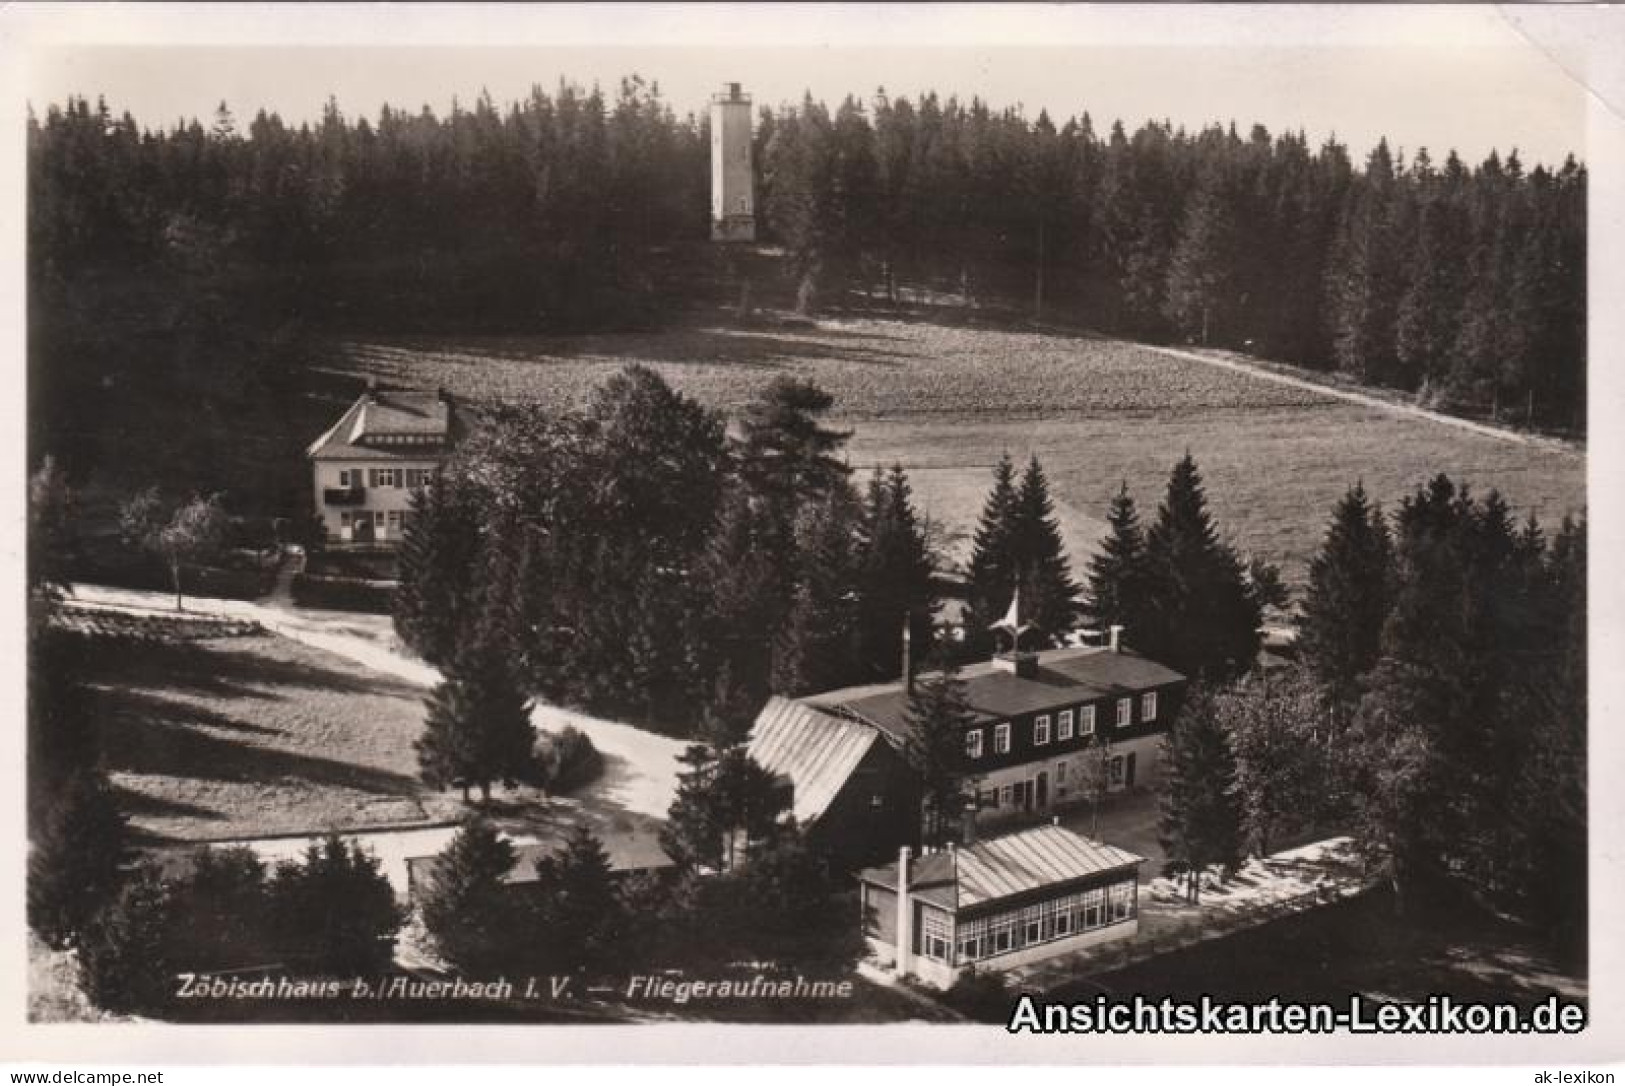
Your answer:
330;318;1586;585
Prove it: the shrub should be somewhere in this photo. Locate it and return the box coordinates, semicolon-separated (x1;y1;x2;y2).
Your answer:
290;573;395;613
943;967;1019;1023
532;726;604;794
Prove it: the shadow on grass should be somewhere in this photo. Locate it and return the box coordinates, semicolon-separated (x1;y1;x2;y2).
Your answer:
97;688;420;797
85;634;420;701
345;324;913;373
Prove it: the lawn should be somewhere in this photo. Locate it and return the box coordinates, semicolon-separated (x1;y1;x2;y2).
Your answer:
83;629;485;841
331;317;1586;584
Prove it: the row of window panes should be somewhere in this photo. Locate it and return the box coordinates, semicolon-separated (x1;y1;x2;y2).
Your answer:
340;511;413;529
335;467;436;489
953;881;1137;963
978;751;1135;809
919;907;953;962
965;694;1157;760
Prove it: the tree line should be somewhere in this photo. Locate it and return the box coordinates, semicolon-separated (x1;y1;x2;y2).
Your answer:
30;83;1585;435
1148;475;1584;950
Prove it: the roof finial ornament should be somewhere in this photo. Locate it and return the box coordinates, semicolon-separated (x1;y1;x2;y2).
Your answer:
989;580;1034;654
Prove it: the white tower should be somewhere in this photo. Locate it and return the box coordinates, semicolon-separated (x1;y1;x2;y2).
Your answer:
710;82;755;243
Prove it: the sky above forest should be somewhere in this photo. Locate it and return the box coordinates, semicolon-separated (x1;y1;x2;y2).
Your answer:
14;4;1605;168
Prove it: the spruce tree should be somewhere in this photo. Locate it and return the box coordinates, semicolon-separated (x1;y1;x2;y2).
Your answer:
530;825;627;972
1297;482;1395;706
418;818;520;975
1138;454;1262;681
903;649;978;848
1163;166;1236;345
268;836;406;976
78;864;174;1014
1082;482;1147;633
961;453;1021;660
773;490;864;696
854;466;937;680
1011;456;1081;644
736;376;853;518
394;476;485;668
416;631;536;804
1157;687;1244;903
660;745;792;872
28;770;131;949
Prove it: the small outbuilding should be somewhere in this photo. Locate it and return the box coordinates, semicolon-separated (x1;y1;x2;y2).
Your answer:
857;822;1144;988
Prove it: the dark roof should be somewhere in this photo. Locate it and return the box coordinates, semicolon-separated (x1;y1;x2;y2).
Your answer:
404;825;672;896
307;389;462;462
859;824;1144;911
808;646;1185;745
747;696;878;824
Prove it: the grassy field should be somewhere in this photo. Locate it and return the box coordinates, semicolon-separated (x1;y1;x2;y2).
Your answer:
83;631;480;841
332;317;1586;583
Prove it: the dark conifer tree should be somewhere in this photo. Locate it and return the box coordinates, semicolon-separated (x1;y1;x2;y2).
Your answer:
418;818;520;976
1297;482;1394;707
1011;456;1081;644
854;466;937;680
77;864;174;1014
960;453;1020;659
1082;481;1148;634
1138;454;1262;681
416;632;536;804
902;648;978;848
773;486;865;697
268;836;406;975
394;475;485;668
1163;165;1236;345
1157;687;1244;903
28;770;131;949
529;825;630;973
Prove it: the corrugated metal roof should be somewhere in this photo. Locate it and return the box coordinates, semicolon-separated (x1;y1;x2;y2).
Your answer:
859;824;1143;911
819;646;1184;744
747;696;878;824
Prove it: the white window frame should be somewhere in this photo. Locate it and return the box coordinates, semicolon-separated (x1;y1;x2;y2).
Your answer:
1056;759;1067;784
1116;697;1132;727
965;729;984;760
994;723;1011;754
1033;714;1051;746
1057;709;1074;741
1079;705;1096;736
1142;691;1159;722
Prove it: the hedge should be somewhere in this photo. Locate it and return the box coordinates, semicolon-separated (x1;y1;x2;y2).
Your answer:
290;573;396;614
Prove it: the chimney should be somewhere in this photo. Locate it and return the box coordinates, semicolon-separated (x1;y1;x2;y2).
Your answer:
902;616;914;695
1110;624;1124;653
894;846;912;978
364;375;378;403
727;81;742;101
961;797;979;846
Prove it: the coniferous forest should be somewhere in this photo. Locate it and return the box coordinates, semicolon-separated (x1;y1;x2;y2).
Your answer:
29;78;1587;465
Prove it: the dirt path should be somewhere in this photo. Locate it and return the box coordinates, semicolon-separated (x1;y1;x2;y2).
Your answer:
66;583;687;820
1139;341;1584;455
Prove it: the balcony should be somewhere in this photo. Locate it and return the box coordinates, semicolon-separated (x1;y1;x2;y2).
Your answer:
322;486;366;506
